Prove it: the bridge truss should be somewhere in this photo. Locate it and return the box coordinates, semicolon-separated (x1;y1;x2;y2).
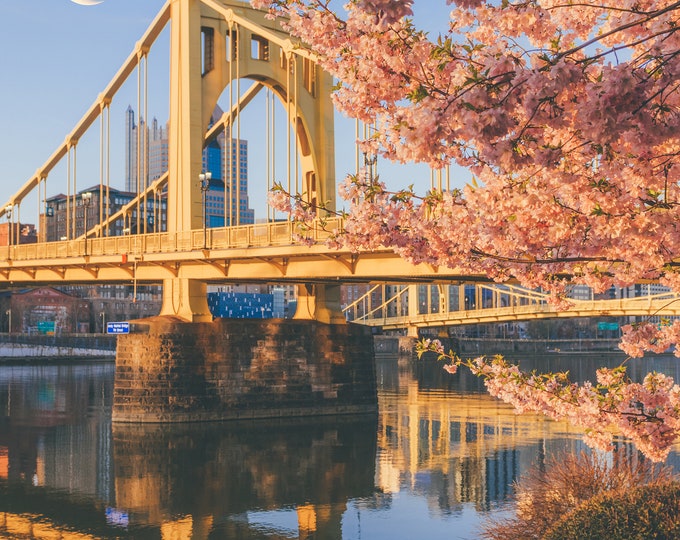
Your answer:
344;283;680;332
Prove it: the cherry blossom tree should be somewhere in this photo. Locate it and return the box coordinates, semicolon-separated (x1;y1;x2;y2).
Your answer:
253;0;680;460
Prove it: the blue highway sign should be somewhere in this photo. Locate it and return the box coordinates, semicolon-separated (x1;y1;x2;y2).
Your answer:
107;322;130;334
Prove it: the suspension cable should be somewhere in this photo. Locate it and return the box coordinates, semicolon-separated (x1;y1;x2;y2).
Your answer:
106;102;111;238
66;144;72;240
293;54;299;196
286;50;292;200
236;23;241;227
143;49;149;234
226;22;234;228
266;87;271;221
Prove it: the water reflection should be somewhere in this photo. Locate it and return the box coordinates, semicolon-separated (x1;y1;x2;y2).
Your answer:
112;417;376;538
0;355;678;539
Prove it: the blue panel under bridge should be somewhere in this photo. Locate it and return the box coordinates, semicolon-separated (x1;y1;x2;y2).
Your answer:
208;291;286;319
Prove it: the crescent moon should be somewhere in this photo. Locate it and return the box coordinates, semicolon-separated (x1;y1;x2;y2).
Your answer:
70;0;104;5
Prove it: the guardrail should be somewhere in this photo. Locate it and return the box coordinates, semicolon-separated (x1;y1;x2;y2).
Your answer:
3;218;344;262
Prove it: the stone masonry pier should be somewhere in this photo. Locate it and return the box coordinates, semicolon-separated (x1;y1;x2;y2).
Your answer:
112;316;377;423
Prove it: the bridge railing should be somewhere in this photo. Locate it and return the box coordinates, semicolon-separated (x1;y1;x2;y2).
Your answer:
358;291;680;328
3;218;345;262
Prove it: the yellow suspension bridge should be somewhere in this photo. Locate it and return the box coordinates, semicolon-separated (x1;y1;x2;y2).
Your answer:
0;0;673;330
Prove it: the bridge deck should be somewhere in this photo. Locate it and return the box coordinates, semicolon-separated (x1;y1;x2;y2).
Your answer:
0;218;483;285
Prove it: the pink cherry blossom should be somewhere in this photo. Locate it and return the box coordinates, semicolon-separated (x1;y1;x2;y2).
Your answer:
253;0;680;460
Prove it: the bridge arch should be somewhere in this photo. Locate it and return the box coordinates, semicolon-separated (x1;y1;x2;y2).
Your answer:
200;0;335;219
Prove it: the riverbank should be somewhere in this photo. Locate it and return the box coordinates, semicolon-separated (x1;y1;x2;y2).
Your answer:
373;335;624;359
0;345;115;362
0;333;116;361
0;332;624;362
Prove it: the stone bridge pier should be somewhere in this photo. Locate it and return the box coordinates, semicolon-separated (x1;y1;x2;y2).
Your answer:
112;312;377;423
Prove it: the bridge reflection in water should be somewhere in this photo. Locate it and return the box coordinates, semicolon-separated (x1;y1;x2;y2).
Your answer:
1;356;679;539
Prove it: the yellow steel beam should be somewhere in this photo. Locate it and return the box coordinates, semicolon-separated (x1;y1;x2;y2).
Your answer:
362;295;680;328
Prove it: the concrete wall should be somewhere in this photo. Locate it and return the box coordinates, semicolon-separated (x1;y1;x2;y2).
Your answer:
113;317;377;423
0;343;115;359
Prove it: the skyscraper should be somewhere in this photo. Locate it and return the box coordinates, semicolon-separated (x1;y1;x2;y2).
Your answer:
124;106;150;194
148;117;169;182
124;106;137;193
126;105;254;226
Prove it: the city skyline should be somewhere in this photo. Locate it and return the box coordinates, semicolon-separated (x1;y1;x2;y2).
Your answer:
125;103;254;226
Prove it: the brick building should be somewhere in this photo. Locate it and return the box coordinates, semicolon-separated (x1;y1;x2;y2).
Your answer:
1;287;92;334
0;222;37;246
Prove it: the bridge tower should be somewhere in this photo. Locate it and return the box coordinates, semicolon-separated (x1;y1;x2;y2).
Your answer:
162;0;338;322
113;1;374;423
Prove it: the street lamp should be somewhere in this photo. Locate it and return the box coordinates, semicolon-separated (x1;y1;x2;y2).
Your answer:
81;192;92;256
199;171;211;249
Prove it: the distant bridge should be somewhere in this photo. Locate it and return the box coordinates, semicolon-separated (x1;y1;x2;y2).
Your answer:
344;284;680;332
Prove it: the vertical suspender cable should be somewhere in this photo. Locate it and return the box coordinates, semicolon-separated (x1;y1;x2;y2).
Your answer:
43;177;47;241
226;23;234;228
99;100;111;239
136;51;142;235
16;204;20;245
72;144;77;240
265;88;271;221
372;122;378;180
271;88;276;221
226;114;231;227
286;51;291;200
106;103;111;238
362;122;366;178
355;119;360;174
100;103;105;239
66;145;71;241
293;55;299;196
37;178;43;242
38;178;43;242
143;51;149;234
155;188;160;233
235;24;241;227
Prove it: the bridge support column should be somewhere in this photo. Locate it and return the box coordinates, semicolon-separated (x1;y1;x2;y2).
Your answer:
293;284;346;324
403;284;420;338
113;316;376;423
159;278;212;322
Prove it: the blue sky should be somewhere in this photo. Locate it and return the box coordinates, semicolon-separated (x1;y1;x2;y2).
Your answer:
0;0;463;222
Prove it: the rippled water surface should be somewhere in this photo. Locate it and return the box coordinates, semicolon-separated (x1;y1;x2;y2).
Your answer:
0;353;678;539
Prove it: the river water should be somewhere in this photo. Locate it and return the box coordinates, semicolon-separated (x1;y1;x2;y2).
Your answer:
0;353;679;539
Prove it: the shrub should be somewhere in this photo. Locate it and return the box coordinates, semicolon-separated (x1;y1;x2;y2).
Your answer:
481;449;677;540
544;481;680;539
